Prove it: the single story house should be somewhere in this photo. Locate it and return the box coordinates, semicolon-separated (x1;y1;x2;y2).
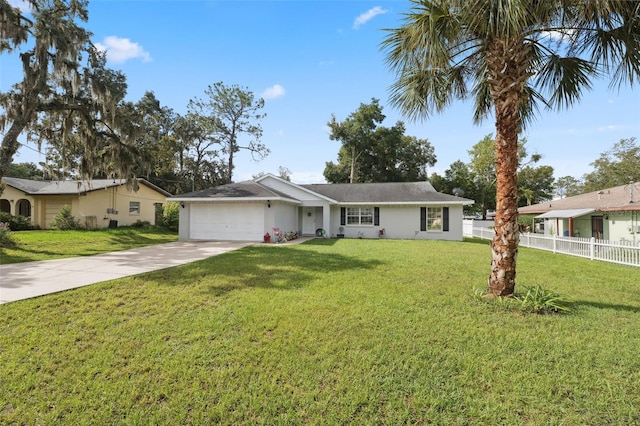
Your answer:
168;174;474;242
0;177;171;229
518;182;640;242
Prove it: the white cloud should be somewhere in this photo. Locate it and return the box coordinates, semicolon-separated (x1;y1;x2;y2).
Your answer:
540;29;575;42
261;84;286;100
291;171;326;184
94;36;151;64
353;6;388;29
597;124;621;132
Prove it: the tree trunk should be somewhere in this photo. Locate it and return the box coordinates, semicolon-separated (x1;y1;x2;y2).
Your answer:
349;146;357;183
486;38;528;297
0;117;30;181
489;113;520;297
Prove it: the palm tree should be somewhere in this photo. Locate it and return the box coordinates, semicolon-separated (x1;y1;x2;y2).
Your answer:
382;0;640;297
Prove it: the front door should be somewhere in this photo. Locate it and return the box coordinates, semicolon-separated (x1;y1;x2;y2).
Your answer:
302;208;317;235
591;216;604;240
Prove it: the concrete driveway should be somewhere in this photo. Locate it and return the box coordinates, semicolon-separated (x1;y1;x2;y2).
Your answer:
0;240;253;304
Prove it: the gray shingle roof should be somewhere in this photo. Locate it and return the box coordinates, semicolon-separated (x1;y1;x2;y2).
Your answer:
169;180;474;204
301;181;473;204
519;182;640;214
169;181;295;200
2;177;171;196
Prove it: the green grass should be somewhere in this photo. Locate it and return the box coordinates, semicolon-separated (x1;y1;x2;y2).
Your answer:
1;239;639;424
0;226;178;264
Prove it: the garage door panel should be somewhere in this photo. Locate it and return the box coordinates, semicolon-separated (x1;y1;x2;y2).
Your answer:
190;204;263;241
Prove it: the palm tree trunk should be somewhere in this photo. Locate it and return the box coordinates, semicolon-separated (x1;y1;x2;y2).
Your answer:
489;115;520;297
486;38;528;297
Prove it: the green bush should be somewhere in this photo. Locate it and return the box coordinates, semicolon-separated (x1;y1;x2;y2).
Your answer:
131;220;152;228
50;205;82;230
473;285;571;314
516;285;571;314
161;202;180;232
0;212;35;231
0;221;15;248
518;214;536;231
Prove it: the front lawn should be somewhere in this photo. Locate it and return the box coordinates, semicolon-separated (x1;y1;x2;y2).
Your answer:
1;239;639;424
0;226;178;264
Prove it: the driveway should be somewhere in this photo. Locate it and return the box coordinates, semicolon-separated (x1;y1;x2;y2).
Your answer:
0;240;253;304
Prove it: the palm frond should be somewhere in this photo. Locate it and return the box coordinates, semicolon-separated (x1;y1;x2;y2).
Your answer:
387;65;467;121
535;54;597;110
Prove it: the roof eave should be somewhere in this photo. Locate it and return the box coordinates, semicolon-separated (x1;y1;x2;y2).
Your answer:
168;196;301;205
337;200;474;206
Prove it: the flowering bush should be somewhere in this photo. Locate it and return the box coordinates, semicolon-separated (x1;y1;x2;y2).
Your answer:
0;221;15;248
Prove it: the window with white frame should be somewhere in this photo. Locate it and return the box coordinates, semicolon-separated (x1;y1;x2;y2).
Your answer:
346;207;374;225
427;207;442;231
129;201;140;215
420;207;449;232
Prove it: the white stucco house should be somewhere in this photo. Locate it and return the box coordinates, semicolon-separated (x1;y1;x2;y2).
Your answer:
519;182;640;242
168;174;474;242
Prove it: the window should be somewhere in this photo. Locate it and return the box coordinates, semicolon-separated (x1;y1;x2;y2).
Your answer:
129;201;140;215
341;207;380;226
420;207;449;232
345;207;373;226
427;207;442;231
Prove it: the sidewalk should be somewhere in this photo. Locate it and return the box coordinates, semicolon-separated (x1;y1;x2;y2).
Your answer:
0;241;252;304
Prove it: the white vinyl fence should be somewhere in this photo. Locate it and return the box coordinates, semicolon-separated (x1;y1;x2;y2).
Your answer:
463;220;640;268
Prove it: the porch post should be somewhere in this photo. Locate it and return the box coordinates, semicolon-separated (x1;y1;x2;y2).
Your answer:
569;217;574;237
322;205;331;238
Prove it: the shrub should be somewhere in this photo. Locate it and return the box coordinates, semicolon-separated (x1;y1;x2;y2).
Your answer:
50;205;82;230
0;221;15;248
516;285;571;314
162;202;180;232
0;212;35;231
131;220;152;228
473;285;571;315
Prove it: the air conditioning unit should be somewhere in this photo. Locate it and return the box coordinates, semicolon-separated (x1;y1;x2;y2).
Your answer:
632;225;640;233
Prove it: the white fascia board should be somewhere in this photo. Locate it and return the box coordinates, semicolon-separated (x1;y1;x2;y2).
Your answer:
339;200;474;206
168;196;301;205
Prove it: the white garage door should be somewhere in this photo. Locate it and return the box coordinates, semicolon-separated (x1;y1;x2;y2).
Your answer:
190;203;264;241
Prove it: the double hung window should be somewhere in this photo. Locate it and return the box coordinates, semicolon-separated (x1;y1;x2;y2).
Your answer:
347;207;373;225
340;207;380;226
420;207;449;232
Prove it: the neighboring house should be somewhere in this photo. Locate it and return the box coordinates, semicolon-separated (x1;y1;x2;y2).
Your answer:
169;174;474;242
0;177;171;229
518;182;640;242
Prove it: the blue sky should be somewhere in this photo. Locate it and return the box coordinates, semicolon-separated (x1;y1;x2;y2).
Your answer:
3;0;639;184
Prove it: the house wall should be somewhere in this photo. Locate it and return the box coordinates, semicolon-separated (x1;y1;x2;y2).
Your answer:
178;200;298;242
72;184;165;229
328;204;465;241
542;212;639;243
1;182;166;229
178;202;191;240
606;211;638;242
265;201;298;237
0;186;35;218
275;202;298;235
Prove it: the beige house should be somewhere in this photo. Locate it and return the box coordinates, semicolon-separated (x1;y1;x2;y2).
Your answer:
519;182;640;242
1;177;171;229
